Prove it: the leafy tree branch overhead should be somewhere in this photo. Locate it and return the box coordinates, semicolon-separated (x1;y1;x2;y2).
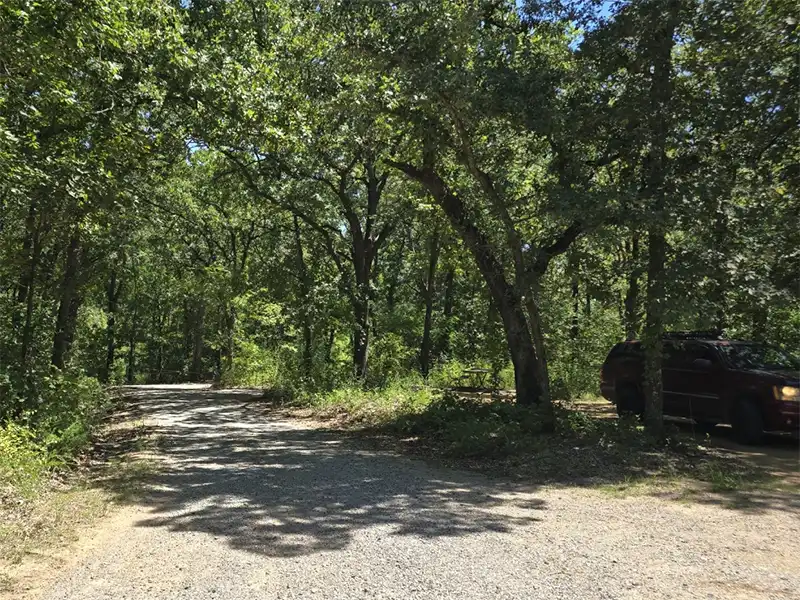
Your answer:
0;0;796;437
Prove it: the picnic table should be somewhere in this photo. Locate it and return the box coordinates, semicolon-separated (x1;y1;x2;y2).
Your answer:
457;367;491;389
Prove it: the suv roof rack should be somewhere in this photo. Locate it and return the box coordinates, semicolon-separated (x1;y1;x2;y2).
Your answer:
662;329;726;340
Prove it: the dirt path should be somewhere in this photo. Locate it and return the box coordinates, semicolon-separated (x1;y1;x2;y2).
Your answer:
37;385;800;600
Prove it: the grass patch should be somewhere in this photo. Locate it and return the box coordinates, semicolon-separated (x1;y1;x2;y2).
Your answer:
285;385;784;500
0;402;161;594
0;484;110;565
288;381;435;428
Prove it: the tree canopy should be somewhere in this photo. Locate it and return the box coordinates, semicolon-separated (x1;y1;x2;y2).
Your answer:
1;0;796;433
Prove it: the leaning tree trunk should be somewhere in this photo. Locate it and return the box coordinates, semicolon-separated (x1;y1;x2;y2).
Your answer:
391;162;548;413
523;284;552;416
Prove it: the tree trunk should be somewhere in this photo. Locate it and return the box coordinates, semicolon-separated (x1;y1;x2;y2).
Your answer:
336;161;387;380
325;327;335;364
52;233;82;369
352;296;370;379
63;292;82;361
395;164;546;410
421;300;435;377
190;302;205;382
16;199;37;305
420;228;440;377
523;285;553;414
126;317;137;385
711;188;733;331
751;306;767;342
154;309;164;382
293;215;313;376
624;234;641;340
301;308;313;375
569;250;579;339
386;235;406;316
641;1;680;434
643;230;667;432
19;215;42;367
126;268;138;385
437;268;455;358
220;308;236;377
101;270;121;383
506;304;545;408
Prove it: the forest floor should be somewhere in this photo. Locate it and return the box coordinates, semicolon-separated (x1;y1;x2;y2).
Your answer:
5;384;800;600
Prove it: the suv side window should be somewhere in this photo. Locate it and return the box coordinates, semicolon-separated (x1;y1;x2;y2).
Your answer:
665;341;717;369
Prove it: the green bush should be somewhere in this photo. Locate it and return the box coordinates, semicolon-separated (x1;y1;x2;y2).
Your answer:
295;380;434;426
0;372;110;500
0;421;52;498
35;374;108;458
426;360;468;388
389;392;550;457
367;333;416;388
222;339;283;388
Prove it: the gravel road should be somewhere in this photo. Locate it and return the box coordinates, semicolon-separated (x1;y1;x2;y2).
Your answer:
39;385;800;600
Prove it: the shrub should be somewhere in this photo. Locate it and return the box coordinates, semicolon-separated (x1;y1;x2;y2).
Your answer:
35;374;109;460
0;421;52;498
426;360;468;388
366;333;416;388
222;339;283;388
296;379;434;427
0;372;110;501
389;392;550;457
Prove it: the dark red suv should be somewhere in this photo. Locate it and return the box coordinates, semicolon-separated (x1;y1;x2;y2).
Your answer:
600;332;800;444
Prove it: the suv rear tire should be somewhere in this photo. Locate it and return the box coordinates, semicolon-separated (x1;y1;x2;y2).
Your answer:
616;383;644;418
732;398;764;445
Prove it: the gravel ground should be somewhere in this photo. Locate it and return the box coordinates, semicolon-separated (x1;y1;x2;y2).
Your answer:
38;385;800;600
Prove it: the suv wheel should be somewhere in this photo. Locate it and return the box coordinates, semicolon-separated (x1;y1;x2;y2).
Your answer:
732;398;764;445
616;383;644;418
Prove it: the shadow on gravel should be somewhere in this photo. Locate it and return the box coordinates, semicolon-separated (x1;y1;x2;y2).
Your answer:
98;387;546;558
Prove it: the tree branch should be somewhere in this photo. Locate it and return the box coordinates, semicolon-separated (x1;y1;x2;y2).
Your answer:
532;221;584;275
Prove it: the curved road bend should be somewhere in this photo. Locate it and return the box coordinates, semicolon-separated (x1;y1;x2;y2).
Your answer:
40;385;800;600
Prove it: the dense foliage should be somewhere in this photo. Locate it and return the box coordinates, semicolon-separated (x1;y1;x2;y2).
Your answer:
0;0;796;451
